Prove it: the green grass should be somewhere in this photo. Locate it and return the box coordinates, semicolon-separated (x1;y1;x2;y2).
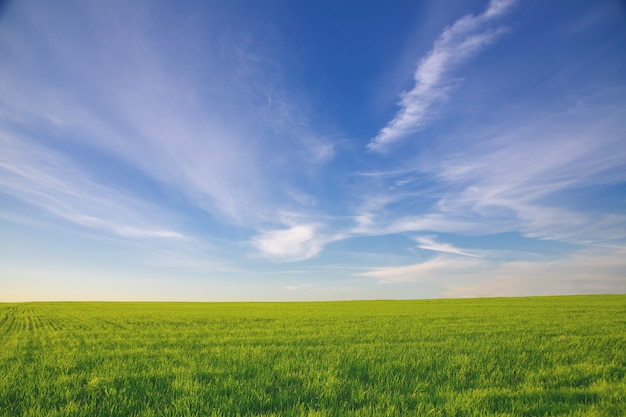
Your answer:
1;295;625;416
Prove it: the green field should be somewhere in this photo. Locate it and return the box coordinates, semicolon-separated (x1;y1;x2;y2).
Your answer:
1;295;625;416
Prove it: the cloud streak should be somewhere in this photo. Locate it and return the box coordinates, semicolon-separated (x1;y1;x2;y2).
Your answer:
442;247;626;298
369;0;515;151
415;236;481;257
357;256;485;284
0;133;185;241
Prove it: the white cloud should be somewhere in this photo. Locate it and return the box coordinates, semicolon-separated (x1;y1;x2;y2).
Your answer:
252;224;325;261
369;0;516;151
415;236;481;257
353;213;376;234
282;282;317;292
356;256;485;284
349;194;399;235
387;214;482;235
483;0;516;18
113;227;184;239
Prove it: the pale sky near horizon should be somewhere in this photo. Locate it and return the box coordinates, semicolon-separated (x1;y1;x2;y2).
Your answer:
1;0;625;301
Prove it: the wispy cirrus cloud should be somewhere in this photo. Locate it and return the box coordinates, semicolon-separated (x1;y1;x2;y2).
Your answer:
442;246;626;298
415;236;481;257
356;255;485;284
429;98;626;244
1;1;259;224
347;81;626;294
358;245;626;297
358;85;626;247
0;133;184;241
369;0;516;151
0;0;335;231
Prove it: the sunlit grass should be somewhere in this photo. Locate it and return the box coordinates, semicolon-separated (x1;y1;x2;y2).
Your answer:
1;295;625;416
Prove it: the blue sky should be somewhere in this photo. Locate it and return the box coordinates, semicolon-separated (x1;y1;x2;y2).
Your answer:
1;0;625;301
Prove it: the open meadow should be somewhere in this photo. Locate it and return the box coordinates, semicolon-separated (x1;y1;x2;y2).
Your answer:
1;295;625;416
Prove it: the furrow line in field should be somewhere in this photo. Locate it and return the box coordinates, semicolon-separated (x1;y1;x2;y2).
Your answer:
62;308;102;331
0;308;10;330
18;306;29;332
33;314;43;332
7;314;18;335
48;316;66;331
11;307;23;332
26;314;34;332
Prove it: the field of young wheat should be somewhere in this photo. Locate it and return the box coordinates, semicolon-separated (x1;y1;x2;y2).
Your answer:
1;295;625;416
